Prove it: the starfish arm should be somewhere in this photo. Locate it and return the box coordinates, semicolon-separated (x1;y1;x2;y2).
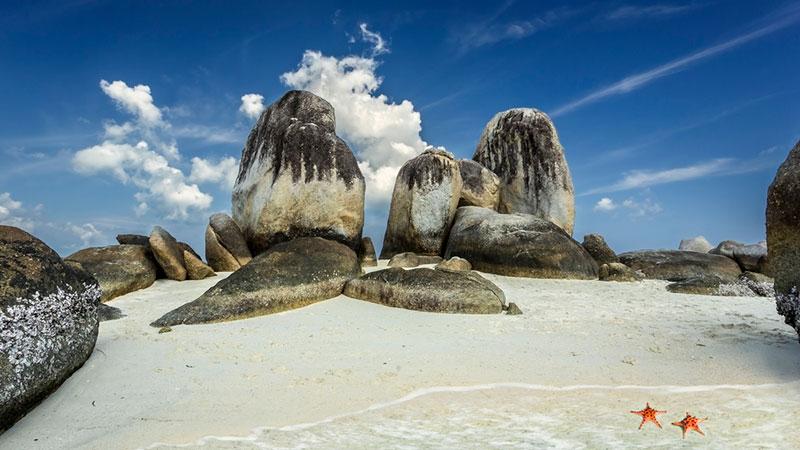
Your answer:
699;417;708;422
654;419;662;429
638;420;644;430
694;427;705;436
630;410;642;414
656;410;667;414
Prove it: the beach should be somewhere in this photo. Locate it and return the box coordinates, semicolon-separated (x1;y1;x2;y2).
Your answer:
2;262;799;449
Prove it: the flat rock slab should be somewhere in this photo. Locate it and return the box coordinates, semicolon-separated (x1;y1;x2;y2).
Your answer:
151;237;361;326
619;250;742;282
66;245;158;302
344;267;505;314
444;206;598;279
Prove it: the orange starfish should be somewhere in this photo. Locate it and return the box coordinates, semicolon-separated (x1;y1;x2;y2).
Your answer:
630;402;667;429
672;412;707;438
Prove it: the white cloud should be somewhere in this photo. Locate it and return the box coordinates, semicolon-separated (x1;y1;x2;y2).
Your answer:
552;4;800;116
100;80;163;127
73;140;212;219
67;223;105;246
281;50;429;205
0;192;36;231
593;197;617;212
622;197;663;217
189;156;239;190
359;23;389;56
453;6;577;52
585;159;734;194
239;93;265;119
604;4;700;21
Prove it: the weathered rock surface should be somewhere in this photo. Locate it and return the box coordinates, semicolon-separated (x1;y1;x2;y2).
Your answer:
360;237;377;267
709;240;744;259
205;213;252;272
458;159;500;209
0;226;100;431
619;250;742;282
666;275;733;296
183;250;215;280
582;234;619;265
598;263;642;282
435;256;472;271
116;234;149;246
178;242;202;262
732;242;768;273
343;267;504;314
65;245;157;302
505;302;523;315
148;226;186;281
473;108;575;234
679;236;712;253
232;90;365;254
444;207;598;279
97;303;125;322
388;252;444;268
767;140;800;339
739;271;775;297
151;238;361;326
381;149;462;258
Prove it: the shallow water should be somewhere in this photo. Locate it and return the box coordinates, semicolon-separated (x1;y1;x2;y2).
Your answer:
149;381;800;449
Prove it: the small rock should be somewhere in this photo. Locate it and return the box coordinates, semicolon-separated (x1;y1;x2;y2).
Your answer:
435;256;472;271
505;302;523;315
388;252;443;268
158;326;172;334
598;263;642;282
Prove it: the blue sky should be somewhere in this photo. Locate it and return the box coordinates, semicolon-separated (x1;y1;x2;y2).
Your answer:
1;0;798;256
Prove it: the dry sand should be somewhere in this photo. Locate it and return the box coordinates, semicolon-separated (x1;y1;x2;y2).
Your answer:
1;262;799;449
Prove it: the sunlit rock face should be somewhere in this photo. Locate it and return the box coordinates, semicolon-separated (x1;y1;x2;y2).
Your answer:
473;108;575;235
0;226;100;431
232;90;365;255
767;139;800;340
381;149;462;259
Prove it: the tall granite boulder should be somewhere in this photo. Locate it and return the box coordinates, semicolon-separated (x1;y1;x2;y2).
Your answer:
151;238;361;326
232;90;365;254
679;236;712;253
444;207;598;279
1;226;100;431
582;234;619;265
344;267;504;314
381;149;463;258
205;213;252;272
767;140;800;340
473;108;575;234
148;226;186;281
458;159;500;209
732;242;768;273
65;245;158;302
618;250;742;282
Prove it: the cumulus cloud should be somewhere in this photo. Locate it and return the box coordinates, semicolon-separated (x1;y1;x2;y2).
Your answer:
594;197;617;212
100;80;163;127
189;156;239;190
0;192;37;231
239;93;265;119
281;50;428;205
359;23;389;56
73;80;236;220
67;222;105;246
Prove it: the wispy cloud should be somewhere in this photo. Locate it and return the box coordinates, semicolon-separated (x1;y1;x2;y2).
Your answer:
452;3;580;53
603;3;703;21
359;23;390;56
552;4;800;117
584;155;777;195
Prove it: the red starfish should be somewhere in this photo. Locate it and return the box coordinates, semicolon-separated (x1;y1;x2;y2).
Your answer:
672;412;707;438
630;402;667;429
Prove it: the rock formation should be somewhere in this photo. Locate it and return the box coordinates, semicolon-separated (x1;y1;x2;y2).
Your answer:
151;238;361;326
205;213;252;272
0;226;100;431
116;234;150;246
679;236;712;253
65;245;158;302
360;237;377;267
387;252;443;268
458;159;500;209
148;226;187;281
182;251;215;280
709;240;744;259
444;206;598;279
473;108;575;234
767;139;800;340
381;149;462;258
435;256;472;271
598;263;642;282
344;267;504;314
618;250;742;282
232;90;365;254
732;242;768;273
582;234;619;265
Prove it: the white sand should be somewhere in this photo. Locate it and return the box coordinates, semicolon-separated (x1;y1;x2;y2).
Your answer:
2;262;799;449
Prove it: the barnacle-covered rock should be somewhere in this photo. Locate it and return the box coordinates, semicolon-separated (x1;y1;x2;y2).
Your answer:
1;226;100;431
